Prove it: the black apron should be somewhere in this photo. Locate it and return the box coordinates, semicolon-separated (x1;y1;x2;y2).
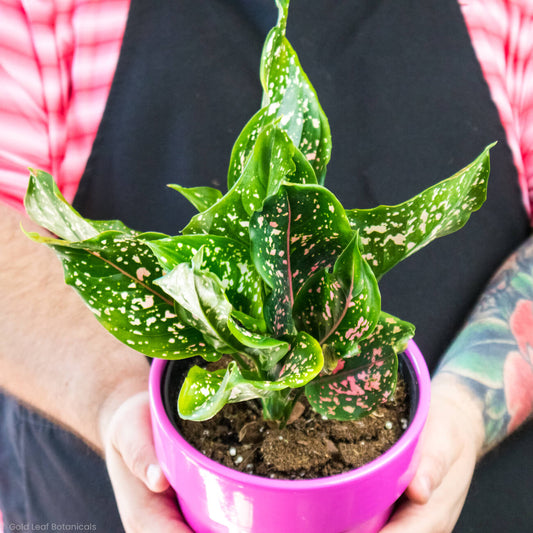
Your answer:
1;1;531;531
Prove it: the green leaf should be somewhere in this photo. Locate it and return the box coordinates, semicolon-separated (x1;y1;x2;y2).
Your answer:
239;126;318;215
185;125;316;242
293;234;381;367
146;234;264;319
227;313;290;371
178;363;240;421
260;17;330;184
154;250;238;353
227;0;330;189
305;312;414;420
249;183;354;336
178;331;323;421
227;107;276;190
274;331;324;387
168;184;223;213
24;169;133;240
346;144;494;278
24;230;218;360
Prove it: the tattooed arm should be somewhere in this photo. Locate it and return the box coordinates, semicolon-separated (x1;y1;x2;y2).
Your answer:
437;233;533;449
381;234;533;533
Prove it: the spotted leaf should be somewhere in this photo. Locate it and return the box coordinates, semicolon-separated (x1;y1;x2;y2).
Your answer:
249;183;353;336
346;144;494;279
147;235;264;319
185;125;315;242
153;250;239;354
305;312;414;420
24;230;218;360
293;233;381;369
273;331;324;388
24;169;133;240
228;312;290;371
239;126;317;215
168;184;223;213
178;339;321;421
178;362;242;421
227;0;330;189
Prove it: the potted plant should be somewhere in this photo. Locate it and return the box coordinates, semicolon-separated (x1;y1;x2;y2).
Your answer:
23;0;492;531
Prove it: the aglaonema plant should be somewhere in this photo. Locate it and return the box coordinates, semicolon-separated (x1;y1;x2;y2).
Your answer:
24;0;492;426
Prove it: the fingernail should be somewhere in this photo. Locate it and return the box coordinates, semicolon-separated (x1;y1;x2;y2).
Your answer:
147;463;163;491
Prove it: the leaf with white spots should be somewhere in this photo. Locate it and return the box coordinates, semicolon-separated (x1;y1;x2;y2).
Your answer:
25;169;133;241
184;125;316;242
239;126;318;215
167;184;223;213
293;233;381;369
178;362;242;421
305;312;414;420
146;235;264;319
227;1;330;189
346;144;494;279
178;330;324;421
249;183;353;336
154;250;239;354
24;230;218;360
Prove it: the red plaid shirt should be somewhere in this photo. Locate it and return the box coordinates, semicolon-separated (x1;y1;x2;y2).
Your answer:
2;0;533;218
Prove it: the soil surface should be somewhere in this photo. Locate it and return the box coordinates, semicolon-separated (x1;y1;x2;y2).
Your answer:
177;379;409;480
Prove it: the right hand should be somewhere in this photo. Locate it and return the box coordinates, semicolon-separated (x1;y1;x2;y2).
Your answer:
100;390;193;533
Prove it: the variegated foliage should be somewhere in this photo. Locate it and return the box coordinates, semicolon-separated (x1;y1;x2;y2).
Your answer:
24;0;491;424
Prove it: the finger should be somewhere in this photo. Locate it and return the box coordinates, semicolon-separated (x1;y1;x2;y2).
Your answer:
108;391;169;492
404;415;463;504
380;441;475;533
106;441;192;533
404;384;482;505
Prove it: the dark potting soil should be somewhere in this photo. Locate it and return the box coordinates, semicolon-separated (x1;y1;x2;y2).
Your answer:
177;378;409;480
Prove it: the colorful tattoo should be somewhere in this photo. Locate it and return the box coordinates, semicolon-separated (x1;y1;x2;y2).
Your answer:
437;234;533;448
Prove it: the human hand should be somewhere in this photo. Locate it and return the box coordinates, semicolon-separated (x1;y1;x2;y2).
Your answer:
380;375;485;533
100;390;193;533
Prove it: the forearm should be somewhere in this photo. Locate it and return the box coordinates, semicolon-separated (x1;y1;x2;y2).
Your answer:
0;201;150;452
436;232;533;451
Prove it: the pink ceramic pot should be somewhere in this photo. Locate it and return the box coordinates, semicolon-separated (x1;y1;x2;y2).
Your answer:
149;340;430;533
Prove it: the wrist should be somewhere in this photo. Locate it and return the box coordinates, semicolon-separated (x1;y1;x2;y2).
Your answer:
96;368;150;455
431;372;486;458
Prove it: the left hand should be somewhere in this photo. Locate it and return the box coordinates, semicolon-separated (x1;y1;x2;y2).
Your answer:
380;375;485;533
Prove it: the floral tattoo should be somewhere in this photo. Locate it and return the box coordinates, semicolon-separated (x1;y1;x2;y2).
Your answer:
437;234;533;449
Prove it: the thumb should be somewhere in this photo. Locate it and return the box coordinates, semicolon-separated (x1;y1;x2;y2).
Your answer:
405;382;484;504
107;391;169;493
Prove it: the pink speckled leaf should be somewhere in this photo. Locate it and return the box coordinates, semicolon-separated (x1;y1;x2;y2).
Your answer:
305;312;414;420
293;233;381;368
25;230;218;361
346;144;493;279
249;183;354;336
